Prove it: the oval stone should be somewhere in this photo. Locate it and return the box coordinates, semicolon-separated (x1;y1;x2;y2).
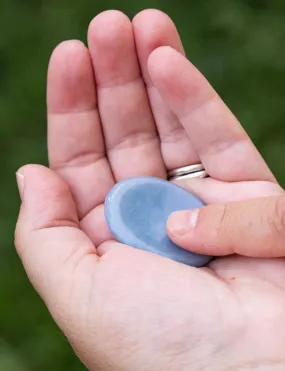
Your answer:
104;176;213;267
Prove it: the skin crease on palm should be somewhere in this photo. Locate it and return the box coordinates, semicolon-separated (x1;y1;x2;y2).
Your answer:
14;9;285;371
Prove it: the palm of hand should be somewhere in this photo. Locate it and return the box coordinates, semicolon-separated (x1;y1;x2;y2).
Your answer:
43;10;285;371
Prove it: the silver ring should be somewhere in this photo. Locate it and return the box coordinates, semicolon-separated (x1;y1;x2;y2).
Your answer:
168;163;208;181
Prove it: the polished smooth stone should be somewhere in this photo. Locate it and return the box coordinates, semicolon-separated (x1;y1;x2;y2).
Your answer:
104;176;213;267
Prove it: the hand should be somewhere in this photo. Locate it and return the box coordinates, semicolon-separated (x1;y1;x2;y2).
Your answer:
15;10;285;371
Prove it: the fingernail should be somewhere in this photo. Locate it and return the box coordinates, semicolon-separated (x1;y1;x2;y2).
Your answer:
168;209;199;235
16;172;24;199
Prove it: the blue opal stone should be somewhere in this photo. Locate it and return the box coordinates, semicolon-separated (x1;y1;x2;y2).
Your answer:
104;177;213;267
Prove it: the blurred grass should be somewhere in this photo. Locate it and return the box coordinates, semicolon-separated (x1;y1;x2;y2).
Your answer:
0;0;285;370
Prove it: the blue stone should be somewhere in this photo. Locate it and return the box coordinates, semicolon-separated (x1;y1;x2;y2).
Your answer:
104;176;213;267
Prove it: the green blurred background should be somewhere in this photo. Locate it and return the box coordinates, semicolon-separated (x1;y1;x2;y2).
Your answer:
1;0;285;370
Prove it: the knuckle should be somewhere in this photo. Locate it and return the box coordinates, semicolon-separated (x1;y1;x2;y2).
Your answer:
14;222;21;252
14;218;27;256
217;203;229;232
41;181;70;202
204;203;231;247
269;196;285;239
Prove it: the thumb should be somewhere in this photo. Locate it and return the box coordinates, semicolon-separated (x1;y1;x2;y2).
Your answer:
15;165;97;318
167;194;285;258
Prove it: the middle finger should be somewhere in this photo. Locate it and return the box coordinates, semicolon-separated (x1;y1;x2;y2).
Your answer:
88;11;166;181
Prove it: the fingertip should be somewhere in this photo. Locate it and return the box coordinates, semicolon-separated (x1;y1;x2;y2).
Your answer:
88;10;131;45
133;8;166;22
148;46;210;117
133;9;179;38
48;40;88;80
49;40;87;60
47;39;95;113
167;210;188;236
16;165;46;198
16;171;25;200
16;165;78;228
148;45;175;65
133;9;183;52
147;46;179;82
167;209;199;240
87;10;139;86
16;164;51;185
16;164;65;187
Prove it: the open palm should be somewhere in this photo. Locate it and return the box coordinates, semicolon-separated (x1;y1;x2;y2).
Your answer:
16;10;285;371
